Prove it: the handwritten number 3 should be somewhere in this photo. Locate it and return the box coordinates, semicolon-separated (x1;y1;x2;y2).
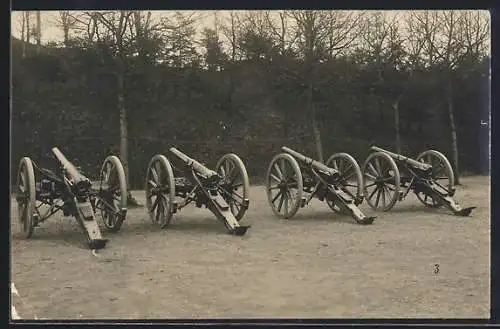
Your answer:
434;264;440;274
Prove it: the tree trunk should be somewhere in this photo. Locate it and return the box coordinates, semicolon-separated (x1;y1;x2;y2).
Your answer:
118;69;128;186
447;78;460;185
26;12;30;45
63;27;69;46
307;80;323;162
393;100;401;154
36;11;41;52
133;11;143;57
21;13;26;58
116;61;136;204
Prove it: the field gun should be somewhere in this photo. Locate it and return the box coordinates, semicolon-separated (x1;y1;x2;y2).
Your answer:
362;146;476;216
15;147;128;249
145;148;251;235
265;146;376;225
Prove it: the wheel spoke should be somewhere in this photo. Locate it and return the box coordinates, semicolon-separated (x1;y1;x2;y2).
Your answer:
284;191;289;215
147;179;158;188
270;173;281;183
374;158;383;176
375;188;382;207
364;172;377;181
160;196;169;214
229;169;240;186
339;163;354;180
273;163;283;179
368;185;379;201
154;161;163;184
219;163;226;178
272;190;283;203
367;162;378;177
150;167;159;185
385;184;395;191
277;192;285;212
224;159;232;178
151;195;160;212
155;198;163;222
226;163;236;183
279;159;288;181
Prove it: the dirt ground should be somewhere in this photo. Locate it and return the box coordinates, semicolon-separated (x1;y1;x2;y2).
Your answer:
10;176;490;320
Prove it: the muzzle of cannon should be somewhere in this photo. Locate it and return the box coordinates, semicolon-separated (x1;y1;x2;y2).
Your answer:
51;147;91;193
281;147;338;177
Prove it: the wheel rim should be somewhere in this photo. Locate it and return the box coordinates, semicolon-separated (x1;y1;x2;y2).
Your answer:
16;157;36;238
325;153;363;213
145;155;175;228
415;150;454;208
216;153;250;221
99;156;127;231
363;152;400;211
266;153;303;219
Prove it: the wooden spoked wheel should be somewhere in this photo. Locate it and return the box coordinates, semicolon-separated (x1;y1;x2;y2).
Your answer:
415;150;455;208
16;157;36;238
325;153;363;214
265;153;303;219
145;155;175;229
216;153;250;221
362;152;400;211
98;156;128;232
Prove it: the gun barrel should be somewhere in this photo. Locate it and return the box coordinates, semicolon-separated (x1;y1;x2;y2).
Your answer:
281;147;338;176
169;147;218;178
51;147;88;184
370;146;431;171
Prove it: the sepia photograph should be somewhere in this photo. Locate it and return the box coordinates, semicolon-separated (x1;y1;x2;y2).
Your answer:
10;9;491;320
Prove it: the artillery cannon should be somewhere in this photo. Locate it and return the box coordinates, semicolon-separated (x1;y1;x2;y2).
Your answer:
14;147;128;249
265;147;376;225
145;148;251;235
361;146;475;216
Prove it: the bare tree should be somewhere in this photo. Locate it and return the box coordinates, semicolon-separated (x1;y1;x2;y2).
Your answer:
457;10;490;60
264;10;297;56
35;11;41;51
19;12;26;57
409;10;490;183
359;11;409;153
221;11;242;62
79;11;135;202
288;10;362;161
26;12;31;44
53;11;80;45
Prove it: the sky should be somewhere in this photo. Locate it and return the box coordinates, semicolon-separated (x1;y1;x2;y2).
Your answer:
11;11;231;44
10;10;490;51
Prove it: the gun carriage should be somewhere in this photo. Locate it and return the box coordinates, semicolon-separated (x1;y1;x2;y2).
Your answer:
14;147;128;249
362;146;475;216
265;147;376;225
145;148;251;235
